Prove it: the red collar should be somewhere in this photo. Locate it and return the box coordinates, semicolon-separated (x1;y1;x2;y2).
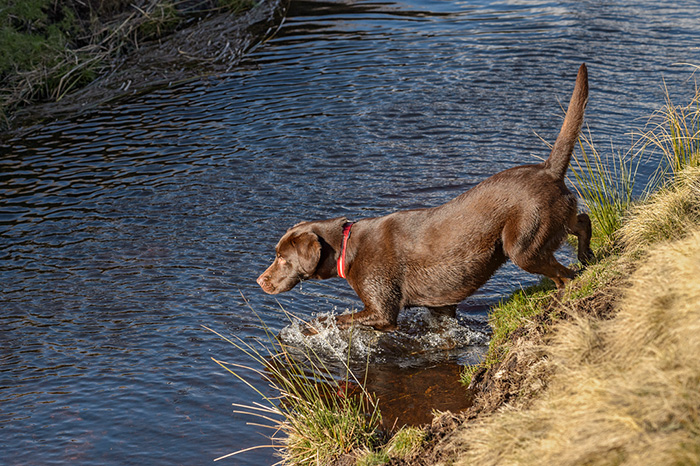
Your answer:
337;222;354;279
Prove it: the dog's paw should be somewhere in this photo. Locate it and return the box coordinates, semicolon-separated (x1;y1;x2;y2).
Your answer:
580;248;595;267
301;324;320;336
300;315;333;336
335;314;353;330
335;313;396;332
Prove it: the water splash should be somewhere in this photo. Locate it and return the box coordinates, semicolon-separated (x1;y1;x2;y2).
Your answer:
278;307;489;369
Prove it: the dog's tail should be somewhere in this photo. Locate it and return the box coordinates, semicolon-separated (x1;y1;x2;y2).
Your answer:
544;63;588;180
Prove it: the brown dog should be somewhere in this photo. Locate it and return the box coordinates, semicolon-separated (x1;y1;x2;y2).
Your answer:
257;64;592;331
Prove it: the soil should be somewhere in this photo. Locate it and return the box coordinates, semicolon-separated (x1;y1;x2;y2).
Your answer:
8;0;288;133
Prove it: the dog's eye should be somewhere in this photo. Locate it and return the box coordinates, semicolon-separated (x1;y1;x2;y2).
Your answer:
277;254;287;265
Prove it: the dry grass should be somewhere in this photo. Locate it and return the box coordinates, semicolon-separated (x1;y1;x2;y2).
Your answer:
637;80;700;177
619;166;700;254
452;187;700;466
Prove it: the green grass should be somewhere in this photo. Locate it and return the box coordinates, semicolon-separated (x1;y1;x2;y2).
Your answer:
355;425;427;465
356;450;391;466
460;280;556;386
384;425;427;459
485;281;556;366
206;306;382;465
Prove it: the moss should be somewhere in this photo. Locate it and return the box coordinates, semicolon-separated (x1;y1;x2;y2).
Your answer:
0;0;75;76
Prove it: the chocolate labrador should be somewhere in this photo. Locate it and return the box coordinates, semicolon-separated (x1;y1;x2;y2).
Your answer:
257;64;592;331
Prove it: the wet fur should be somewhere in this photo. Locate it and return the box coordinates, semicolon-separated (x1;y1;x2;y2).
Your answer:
258;64;593;331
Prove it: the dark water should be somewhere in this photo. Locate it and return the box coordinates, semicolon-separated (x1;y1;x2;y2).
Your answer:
2;0;699;464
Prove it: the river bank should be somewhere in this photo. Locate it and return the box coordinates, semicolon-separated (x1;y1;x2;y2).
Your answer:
400;174;700;466
214;83;700;465
1;0;287;132
338;90;700;465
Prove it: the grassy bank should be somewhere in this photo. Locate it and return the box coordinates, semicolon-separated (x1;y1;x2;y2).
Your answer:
0;0;255;127
416;85;700;465
451;175;700;466
214;83;699;465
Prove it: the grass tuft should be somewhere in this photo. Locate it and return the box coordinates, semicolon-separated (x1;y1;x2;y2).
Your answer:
637;80;700;177
570;129;640;255
206;306;382;465
384;426;427;459
356;449;391;466
619;166;700;254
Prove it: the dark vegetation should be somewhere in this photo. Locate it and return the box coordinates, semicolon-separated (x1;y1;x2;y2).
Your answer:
0;0;256;127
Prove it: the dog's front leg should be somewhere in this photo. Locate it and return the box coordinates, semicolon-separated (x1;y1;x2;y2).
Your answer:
336;308;397;332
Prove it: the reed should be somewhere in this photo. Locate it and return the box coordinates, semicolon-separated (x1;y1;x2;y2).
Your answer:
205;307;382;465
570;130;640;254
638;80;700;177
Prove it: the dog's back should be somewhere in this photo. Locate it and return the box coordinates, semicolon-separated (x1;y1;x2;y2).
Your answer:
258;64;593;331
375;64;591;305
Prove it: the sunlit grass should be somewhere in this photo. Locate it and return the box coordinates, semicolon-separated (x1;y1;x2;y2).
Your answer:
454;225;700;466
206;306;382;465
570;130;640;255
450;78;700;466
638;79;700;178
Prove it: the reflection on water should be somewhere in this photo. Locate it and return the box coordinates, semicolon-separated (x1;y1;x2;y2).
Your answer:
1;0;699;464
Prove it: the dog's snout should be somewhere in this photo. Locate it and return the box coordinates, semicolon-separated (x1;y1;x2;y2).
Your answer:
257;271;277;294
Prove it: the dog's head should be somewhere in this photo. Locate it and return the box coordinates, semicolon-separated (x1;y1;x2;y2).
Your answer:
257;218;347;294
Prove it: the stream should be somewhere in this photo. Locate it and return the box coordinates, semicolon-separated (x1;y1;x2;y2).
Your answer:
2;0;699;464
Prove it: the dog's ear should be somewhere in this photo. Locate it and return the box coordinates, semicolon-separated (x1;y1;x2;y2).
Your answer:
312;216;348;242
290;232;321;276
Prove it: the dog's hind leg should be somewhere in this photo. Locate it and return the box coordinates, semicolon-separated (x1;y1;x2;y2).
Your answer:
505;231;576;290
427;305;457;318
515;254;576;290
569;213;594;265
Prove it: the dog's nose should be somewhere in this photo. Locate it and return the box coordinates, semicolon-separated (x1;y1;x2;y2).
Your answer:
256;274;268;289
